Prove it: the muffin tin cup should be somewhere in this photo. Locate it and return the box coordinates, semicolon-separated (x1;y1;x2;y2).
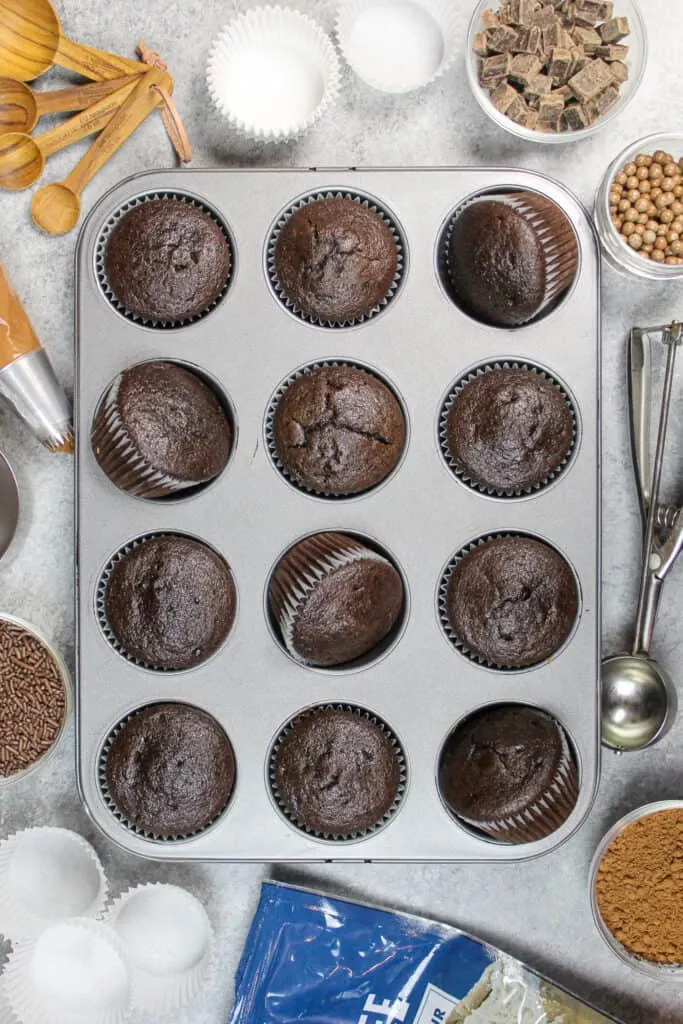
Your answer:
438;361;578;498
268;703;407;842
265;359;407;499
268;531;401;667
266;190;405;328
97;705;234;843
439;190;579;326
95;192;234;329
446;725;579;845
75;167;600;862
438;532;580;672
95;532;235;673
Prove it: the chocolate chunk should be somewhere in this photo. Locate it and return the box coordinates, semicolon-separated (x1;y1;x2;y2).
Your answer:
509;0;536;24
599;16;630;42
571;25;601;49
568;57;613;100
509;53;543;86
482;8;501;28
569;47;590;74
485;25;519;52
555;83;573;99
521;108;539;129
480;53;512;82
527;25;543;52
597;1;614;18
574;2;602;26
548;47;573;84
562;103;589;130
525;71;552;98
473;31;489;56
506;93;531;124
590;82;619;115
608;59;629;84
542;20;562;49
532;4;557;27
594;43;629;60
538;92;565;129
490;81;520;113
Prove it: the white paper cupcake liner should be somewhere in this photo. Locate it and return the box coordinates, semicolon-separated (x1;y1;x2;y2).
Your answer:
0;827;108;943
207;6;341;142
267;190;405;328
440;190;579;326
442;712;579;845
98;703;234;843
4;919;131;1024
265;359;406;499
104;884;214;1014
438;361;578;498
438;532;579;671
95;532;234;673
95;192;234;329
336;0;459;94
268;532;399;665
268;702;407;841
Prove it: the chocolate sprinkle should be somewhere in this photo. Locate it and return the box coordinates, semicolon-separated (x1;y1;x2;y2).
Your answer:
0;621;66;777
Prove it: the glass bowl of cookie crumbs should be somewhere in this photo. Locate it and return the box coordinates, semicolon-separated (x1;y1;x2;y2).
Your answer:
595;133;683;278
590;801;683;979
466;0;646;143
0;614;71;787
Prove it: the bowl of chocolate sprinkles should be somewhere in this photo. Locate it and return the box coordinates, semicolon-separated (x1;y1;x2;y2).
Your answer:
0;615;71;785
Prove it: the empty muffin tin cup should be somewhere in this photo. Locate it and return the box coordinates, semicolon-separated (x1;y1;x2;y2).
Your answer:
0;450;19;562
265;359;408;499
0;614;71;789
268;702;407;841
266;190;405;328
0;827;108;943
590;800;683;979
98;703;235;843
104;883;215;1013
336;0;459;94
439;190;579;326
206;6;341;142
95;192;234;329
439;360;578;497
438;704;580;844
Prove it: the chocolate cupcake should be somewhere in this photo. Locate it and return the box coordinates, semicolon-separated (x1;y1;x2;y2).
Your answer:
271;705;404;838
268;532;404;667
442;535;578;669
92;361;233;498
102;535;236;670
442;365;575;494
270;364;405;496
438;704;579;843
102;197;231;323
103;702;235;839
271;195;400;325
444;193;578;327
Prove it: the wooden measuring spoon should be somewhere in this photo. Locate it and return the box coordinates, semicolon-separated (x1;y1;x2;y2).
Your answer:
0;78;137;190
0;0;144;81
31;67;169;235
0;76;134;134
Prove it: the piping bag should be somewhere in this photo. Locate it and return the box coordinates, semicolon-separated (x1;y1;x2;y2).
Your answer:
0;261;72;452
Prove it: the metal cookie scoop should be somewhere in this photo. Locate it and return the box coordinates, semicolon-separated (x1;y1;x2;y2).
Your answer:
602;321;682;751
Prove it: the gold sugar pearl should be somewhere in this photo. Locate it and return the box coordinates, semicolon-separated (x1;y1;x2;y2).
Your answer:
664;163;678;177
622;222;635;236
624;162;637;177
635;198;650;213
628;234;643;250
643;230;657;245
652;249;665;262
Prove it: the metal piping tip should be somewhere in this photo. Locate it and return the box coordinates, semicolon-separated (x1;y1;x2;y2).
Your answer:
0;349;72;453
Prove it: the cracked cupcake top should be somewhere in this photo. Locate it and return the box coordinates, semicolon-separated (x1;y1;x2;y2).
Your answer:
272;365;405;495
273;197;399;323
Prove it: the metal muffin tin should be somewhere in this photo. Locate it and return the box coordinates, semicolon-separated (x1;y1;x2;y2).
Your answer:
75;168;601;861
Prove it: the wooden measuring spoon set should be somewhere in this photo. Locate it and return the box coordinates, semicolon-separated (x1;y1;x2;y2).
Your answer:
0;0;191;234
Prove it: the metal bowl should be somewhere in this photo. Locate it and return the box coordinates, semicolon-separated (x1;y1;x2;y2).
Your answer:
0;449;19;561
590;800;683;979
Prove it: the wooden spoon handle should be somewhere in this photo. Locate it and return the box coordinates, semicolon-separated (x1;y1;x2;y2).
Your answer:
55;35;144;81
38;79;137;158
64;67;168;196
34;76;134;116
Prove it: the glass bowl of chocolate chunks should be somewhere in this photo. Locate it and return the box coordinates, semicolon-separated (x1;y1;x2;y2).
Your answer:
466;0;646;143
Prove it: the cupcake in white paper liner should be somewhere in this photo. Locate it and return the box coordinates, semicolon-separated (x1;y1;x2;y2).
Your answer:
4;919;131;1024
207;6;341;142
105;884;214;1014
268;531;406;669
0;827;108;943
336;0;459;94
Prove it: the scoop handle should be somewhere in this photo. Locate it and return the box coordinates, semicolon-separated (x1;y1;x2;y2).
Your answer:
63;67;168;196
628;327;652;525
33;76;134;116
37;79;137;158
54;36;144;81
